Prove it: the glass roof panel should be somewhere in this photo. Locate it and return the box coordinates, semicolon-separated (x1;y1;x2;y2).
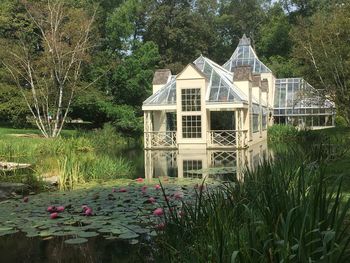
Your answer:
143;78;176;105
194;56;248;103
274;78;335;110
223;34;272;74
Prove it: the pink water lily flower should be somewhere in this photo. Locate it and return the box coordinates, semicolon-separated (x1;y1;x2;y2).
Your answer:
82;205;89;212
153;208;164;216
47;206;55;212
56;206;65;212
136;177;144;182
174;193;183;200
155;184;161;190
141;186;147;193
119;188;127;192
50;212;59;219
85;208;93;216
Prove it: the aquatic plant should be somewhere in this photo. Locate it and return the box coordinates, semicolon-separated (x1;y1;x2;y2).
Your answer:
268;124;299;142
156;159;350;262
0;127;135;189
0;179;212;245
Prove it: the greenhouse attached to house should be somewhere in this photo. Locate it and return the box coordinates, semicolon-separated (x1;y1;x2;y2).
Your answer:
142;34;335;150
273;78;335;128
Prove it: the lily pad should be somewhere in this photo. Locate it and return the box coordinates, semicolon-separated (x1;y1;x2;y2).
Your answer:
26;232;39;238
64;238;88;245
77;231;99;238
118;232;139;239
0;229;18;236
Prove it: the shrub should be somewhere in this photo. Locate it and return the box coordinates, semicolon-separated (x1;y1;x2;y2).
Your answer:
335;115;348;127
86;123;126;152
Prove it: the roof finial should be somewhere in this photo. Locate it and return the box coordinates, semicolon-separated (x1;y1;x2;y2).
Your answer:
239;34;251;46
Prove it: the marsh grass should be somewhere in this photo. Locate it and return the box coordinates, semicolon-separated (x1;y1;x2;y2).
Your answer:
156;153;350;262
0;125;134;190
268;124;299;142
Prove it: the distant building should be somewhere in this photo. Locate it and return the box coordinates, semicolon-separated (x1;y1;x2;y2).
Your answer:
142;34;335;150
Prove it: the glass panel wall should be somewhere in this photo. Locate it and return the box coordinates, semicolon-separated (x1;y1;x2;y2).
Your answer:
274;78;335;128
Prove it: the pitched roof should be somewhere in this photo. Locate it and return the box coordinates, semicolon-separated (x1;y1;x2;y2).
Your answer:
144;76;177;105
193;55;248;103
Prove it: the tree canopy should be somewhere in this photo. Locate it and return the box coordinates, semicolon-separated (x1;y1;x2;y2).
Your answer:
0;0;349;133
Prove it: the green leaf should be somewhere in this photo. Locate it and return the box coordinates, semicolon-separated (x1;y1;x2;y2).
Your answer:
64;238;88;245
118;232;139;239
77;231;99;238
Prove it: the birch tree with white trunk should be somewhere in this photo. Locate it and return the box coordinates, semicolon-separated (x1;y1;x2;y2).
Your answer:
3;0;96;137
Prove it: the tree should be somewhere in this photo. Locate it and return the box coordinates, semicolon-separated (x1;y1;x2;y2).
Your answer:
292;3;350;125
2;0;96;137
110;41;160;107
143;0;217;73
0;84;30;126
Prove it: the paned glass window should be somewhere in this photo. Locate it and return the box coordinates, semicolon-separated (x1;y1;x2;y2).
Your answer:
182;116;202;138
181;89;201;111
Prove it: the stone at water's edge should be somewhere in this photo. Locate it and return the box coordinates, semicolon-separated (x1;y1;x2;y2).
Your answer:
43;176;59;185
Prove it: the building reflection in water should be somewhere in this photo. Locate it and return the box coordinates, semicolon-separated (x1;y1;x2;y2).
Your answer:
144;141;268;180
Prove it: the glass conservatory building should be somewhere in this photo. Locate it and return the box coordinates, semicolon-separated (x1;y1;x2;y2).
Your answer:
142;34;335;150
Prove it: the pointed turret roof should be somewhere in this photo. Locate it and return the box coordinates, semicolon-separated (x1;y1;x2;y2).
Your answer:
223;34;272;74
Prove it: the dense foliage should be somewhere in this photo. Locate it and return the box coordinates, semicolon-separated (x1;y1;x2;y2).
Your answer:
1;0;349;134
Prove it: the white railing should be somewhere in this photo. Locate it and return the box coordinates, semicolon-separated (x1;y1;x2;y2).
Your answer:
207;130;248;148
145;131;177;149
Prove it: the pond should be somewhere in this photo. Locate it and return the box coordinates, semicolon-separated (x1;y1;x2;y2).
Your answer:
0;141;268;262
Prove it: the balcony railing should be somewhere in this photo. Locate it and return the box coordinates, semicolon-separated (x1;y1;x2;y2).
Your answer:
145;130;248;149
145;131;177;149
207;130;248;148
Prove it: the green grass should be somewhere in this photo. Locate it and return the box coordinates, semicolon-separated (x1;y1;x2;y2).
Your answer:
0;127;78;137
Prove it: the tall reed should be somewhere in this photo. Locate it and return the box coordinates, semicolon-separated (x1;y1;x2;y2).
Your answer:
156;157;350;262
